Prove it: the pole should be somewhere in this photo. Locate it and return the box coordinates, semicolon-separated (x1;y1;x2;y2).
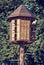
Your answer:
20;44;24;65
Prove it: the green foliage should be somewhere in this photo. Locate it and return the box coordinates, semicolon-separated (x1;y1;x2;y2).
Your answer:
24;0;44;19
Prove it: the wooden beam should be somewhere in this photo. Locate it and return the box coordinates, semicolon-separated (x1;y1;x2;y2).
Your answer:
20;44;24;65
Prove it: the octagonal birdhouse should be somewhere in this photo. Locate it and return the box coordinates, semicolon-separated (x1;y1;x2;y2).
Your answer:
7;5;37;44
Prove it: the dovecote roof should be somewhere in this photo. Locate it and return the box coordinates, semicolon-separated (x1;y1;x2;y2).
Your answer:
7;5;37;20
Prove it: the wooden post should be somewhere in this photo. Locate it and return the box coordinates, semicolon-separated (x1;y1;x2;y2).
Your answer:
20;44;24;65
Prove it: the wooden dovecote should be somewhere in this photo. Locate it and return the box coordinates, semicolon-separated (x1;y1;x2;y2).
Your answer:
7;5;37;43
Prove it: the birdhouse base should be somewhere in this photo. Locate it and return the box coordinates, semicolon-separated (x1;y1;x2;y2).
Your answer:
10;40;32;44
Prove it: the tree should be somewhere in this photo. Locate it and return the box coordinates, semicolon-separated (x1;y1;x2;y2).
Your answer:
0;0;44;65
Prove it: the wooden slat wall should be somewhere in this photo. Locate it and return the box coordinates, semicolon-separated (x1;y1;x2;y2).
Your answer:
26;20;31;41
9;19;31;42
11;20;15;41
9;20;15;42
17;19;20;40
20;20;31;41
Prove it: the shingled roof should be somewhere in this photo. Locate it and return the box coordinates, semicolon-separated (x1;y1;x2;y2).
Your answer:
7;5;36;20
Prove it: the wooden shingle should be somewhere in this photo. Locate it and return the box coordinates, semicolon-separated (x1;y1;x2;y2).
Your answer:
7;5;36;20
